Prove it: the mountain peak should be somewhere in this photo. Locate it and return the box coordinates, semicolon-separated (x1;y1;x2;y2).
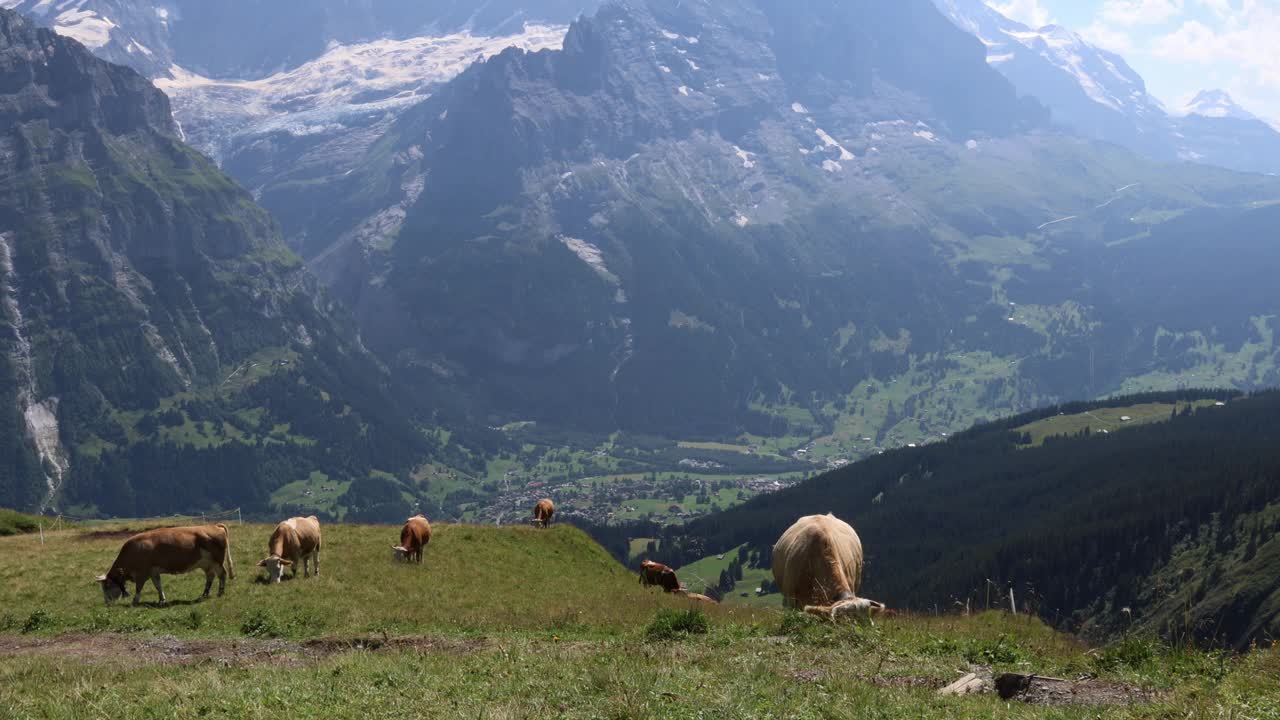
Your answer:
0;6;174;136
1183;89;1258;122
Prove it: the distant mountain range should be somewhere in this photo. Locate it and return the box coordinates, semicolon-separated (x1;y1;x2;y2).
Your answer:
935;0;1280;175
265;0;1280;443
5;0;1280;522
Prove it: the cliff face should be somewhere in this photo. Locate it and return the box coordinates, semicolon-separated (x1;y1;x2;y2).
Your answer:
0;8;427;515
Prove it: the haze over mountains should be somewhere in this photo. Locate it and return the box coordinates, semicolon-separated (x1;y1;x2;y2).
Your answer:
2;0;1280;530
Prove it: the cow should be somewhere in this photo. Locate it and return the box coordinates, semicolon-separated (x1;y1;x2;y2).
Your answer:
392;514;431;564
772;513;885;623
533;499;555;528
94;524;235;606
639;559;682;593
257;516;322;583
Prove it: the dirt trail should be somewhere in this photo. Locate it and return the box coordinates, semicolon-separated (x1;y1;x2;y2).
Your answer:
0;633;491;668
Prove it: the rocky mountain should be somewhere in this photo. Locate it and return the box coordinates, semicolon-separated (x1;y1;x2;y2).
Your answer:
1;1;601;235
1183;89;1260;123
935;0;1280;175
1174;90;1280;176
282;0;1280;447
0;7;434;516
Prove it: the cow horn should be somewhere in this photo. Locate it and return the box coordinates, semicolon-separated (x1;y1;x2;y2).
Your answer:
94;575;106;583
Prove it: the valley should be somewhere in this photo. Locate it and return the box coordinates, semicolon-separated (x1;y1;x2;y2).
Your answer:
2;1;1280;703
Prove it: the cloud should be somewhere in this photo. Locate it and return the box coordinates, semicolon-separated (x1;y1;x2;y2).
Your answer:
1080;21;1137;54
1148;3;1280;122
1195;0;1234;20
1099;0;1186;26
1149;19;1219;62
986;0;1055;28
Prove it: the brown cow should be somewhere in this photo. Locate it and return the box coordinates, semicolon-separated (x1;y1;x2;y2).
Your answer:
772;513;886;623
639;560;682;593
392;514;431;563
95;524;235;606
257;516;322;583
533;499;555;528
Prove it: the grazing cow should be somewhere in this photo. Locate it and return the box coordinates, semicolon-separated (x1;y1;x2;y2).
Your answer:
772;513;885;622
392;514;431;563
258;516;322;583
533;499;555;528
639;560;682;593
95;524;235;606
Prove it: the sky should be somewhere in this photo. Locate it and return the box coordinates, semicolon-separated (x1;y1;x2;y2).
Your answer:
987;0;1280;125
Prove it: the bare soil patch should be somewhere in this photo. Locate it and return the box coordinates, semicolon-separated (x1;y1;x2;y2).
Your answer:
0;633;492;668
996;673;1156;706
80;527;167;541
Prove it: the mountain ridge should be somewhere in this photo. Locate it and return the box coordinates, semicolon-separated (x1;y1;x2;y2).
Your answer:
285;0;1280;449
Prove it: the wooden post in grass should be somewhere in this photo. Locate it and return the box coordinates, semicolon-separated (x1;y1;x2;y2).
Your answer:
38;522;44;545
1009;587;1017;615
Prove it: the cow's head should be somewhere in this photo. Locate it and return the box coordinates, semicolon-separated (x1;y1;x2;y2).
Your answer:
94;571;128;605
257;556;292;583
831;598;886;624
804;598;887;624
391;545;411;562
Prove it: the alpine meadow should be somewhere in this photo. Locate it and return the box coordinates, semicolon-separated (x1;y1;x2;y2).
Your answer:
1;0;1279;717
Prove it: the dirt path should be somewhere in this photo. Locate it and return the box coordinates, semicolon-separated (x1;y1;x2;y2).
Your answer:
0;633;491;668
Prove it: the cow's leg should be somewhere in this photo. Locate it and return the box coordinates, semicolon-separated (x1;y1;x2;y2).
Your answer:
202;569;215;598
215;563;227;597
132;577;145;606
151;572;167;605
313;550;320;577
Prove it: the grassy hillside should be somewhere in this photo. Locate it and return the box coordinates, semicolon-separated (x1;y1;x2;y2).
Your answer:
1;521;1277;717
0;522;673;638
0;509;47;537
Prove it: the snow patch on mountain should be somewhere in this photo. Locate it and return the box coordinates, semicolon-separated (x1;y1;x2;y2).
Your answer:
2;0;117;48
560;236;621;286
815;129;855;160
154;25;567;162
1181;90;1258;122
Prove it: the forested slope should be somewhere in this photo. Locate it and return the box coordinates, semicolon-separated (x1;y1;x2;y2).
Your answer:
647;390;1280;647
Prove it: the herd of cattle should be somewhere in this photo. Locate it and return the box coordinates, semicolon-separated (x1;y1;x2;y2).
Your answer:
94;498;885;622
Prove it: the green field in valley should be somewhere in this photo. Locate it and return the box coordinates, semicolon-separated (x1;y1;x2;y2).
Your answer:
1014;400;1221;446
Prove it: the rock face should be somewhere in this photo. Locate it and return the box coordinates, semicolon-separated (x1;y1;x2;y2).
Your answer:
935;0;1280;175
0;8;426;514
2;1;602;229
287;0;1280;441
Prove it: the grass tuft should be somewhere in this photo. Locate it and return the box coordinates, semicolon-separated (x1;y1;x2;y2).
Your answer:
644;608;709;641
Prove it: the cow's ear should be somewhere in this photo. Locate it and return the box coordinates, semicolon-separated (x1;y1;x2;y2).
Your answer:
281;559;292;566
257;559;267;567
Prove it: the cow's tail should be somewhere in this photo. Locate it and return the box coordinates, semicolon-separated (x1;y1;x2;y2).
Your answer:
216;523;236;579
